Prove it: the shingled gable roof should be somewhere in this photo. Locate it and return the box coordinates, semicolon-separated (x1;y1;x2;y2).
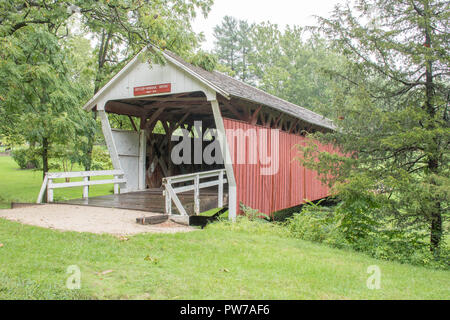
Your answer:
83;46;335;131
163;50;336;131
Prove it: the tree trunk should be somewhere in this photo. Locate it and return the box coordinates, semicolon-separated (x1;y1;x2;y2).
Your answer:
422;1;442;254
84;111;97;171
42;137;49;179
42;137;49;203
430;201;442;254
84;27;112;172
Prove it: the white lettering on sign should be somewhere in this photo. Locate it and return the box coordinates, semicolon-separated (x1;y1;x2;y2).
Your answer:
134;83;171;96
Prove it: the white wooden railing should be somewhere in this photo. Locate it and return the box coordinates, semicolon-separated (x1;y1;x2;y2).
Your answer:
162;169;227;216
37;170;126;204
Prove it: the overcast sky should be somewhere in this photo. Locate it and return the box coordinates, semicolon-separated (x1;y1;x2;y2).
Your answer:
193;0;344;50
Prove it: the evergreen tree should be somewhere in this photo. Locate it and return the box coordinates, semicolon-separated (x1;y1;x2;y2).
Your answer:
302;0;449;254
213;16;254;82
248;23;345;115
236;20;254;82
214;16;240;74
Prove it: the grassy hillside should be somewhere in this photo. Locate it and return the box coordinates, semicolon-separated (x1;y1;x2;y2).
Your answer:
0;218;449;300
1;155;449;300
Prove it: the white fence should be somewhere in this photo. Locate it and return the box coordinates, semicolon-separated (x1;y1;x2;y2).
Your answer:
37;170;126;204
162;169;227;216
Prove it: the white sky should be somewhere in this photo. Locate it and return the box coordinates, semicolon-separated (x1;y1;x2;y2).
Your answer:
193;0;344;50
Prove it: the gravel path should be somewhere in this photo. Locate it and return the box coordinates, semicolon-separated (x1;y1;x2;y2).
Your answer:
0;204;194;236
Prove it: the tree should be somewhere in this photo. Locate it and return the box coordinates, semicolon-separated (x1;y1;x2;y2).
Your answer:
0;0;214;175
248;24;345;115
214;16;254;82
236;20;253;82
302;0;449;254
213;19;346;115
214;16;239;73
79;0;213;171
0;25;94;179
247;22;282;83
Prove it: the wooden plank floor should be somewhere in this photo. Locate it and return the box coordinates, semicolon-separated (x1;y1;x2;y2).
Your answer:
60;188;227;215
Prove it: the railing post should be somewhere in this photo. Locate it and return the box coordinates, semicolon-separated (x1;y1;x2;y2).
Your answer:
37;174;49;204
194;174;200;215
218;170;224;208
164;180;172;216
165;191;172;216
83;177;89;199
47;178;54;203
114;175;120;195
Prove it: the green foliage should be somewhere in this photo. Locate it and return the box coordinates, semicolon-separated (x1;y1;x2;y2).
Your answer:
215;63;236;78
90;146;113;171
285;202;340;244
189;51;218;71
239;202;271;221
82;0;213;91
0;0;213;173
213;16;254;82
285;199;449;269
213;19;346;115
11;148;42;170
298;0;449;255
333;179;381;245
0;22;96;176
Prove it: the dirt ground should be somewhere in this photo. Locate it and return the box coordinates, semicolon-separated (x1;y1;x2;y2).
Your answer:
0;204;195;236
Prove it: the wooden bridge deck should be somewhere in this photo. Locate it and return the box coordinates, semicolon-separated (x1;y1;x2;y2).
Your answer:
60;188;227;215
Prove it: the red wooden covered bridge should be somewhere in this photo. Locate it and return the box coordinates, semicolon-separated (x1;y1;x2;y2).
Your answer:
59;47;336;220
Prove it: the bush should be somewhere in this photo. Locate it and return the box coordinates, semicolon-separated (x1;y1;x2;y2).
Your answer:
240;202;270;221
11;148;41;170
284;200;449;269
216;199;449;269
285;201;346;247
273;198;341;222
90;146;113;171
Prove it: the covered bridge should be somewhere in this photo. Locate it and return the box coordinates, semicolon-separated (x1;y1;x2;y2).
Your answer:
82;47;336;220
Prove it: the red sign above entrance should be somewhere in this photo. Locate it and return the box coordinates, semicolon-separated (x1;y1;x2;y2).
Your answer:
133;83;171;96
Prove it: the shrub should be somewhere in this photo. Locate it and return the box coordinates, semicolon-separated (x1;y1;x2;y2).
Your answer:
285;200;449;269
273;198;341;222
90;146;113;171
11;148;41;170
189;51;218;71
285;201;345;247
240;202;270;221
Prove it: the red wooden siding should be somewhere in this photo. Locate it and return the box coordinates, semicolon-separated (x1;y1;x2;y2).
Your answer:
223;118;331;215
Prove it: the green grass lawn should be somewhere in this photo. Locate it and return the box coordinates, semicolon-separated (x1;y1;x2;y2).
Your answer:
0;155;449;300
0;219;449;300
0;156;113;208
